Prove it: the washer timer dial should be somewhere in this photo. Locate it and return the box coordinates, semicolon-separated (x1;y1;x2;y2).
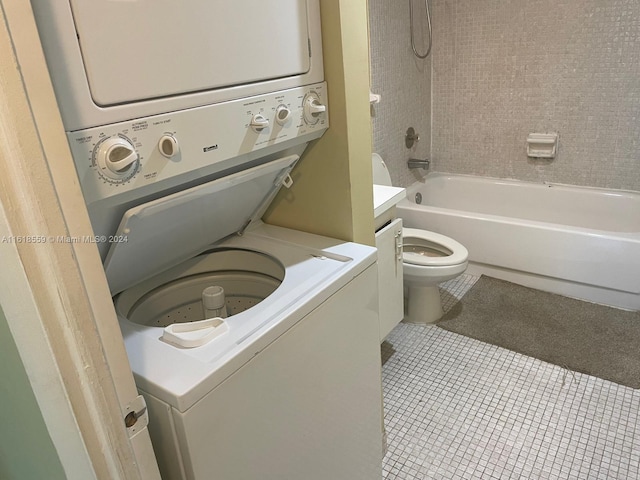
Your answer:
94;136;140;182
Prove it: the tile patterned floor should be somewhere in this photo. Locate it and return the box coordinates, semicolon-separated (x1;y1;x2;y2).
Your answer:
382;274;640;479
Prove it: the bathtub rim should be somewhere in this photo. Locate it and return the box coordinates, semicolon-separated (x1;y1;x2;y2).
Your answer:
402;173;640;236
408;172;640;198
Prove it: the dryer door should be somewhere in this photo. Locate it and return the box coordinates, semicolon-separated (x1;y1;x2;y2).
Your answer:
68;0;312;106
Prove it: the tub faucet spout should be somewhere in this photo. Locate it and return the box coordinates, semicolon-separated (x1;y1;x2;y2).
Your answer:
408;158;430;170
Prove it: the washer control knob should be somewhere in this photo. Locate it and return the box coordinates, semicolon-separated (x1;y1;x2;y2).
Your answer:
275;105;292;126
158;134;179;158
250;114;270;133
96;136;139;179
303;92;327;125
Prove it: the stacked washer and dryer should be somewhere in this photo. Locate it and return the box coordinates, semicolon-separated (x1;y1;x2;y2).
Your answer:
31;1;383;479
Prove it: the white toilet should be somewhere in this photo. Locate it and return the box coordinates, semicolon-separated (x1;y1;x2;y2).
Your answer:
372;153;469;324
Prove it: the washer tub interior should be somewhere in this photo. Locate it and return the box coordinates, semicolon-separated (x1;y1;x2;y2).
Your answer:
115;248;285;328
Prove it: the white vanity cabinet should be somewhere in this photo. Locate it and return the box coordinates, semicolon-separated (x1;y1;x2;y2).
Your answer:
373;185;406;340
375;218;403;339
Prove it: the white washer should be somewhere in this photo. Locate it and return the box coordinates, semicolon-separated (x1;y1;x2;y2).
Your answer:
113;219;382;479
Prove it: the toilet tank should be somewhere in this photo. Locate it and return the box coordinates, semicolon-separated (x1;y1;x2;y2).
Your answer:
372;153;392;186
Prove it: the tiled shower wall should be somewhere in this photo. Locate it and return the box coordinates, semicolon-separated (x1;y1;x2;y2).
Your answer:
369;0;432;188
431;0;640;191
369;0;640;191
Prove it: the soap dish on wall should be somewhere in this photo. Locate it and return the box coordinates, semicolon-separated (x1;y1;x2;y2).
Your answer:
527;133;558;159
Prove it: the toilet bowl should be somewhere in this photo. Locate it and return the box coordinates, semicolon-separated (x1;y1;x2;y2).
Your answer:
372;153;469;324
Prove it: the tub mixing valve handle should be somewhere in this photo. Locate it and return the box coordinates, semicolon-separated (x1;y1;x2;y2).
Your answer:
405;127;420;149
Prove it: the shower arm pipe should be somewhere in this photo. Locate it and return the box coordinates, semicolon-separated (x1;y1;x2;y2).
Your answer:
410;0;433;59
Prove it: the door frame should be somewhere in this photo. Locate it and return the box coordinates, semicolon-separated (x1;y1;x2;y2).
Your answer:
0;2;160;478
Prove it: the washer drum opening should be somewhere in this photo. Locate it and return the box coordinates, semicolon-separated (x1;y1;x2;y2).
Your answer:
115;248;285;328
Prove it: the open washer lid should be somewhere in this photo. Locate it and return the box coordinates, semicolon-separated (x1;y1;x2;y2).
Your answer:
104;155;298;295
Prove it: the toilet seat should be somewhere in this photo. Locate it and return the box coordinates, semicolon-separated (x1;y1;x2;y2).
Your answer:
402;228;468;266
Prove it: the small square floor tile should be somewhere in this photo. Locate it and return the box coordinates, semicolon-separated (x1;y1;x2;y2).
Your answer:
382;276;640;479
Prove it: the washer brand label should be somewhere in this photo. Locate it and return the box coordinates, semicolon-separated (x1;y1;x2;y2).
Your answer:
203;144;219;153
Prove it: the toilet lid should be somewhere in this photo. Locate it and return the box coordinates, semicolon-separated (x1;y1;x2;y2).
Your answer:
402;228;468;267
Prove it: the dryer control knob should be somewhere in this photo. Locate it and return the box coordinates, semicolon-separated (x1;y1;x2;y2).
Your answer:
275;105;292;125
303;92;327;125
158;134;179;158
250;114;270;133
96;136;139;179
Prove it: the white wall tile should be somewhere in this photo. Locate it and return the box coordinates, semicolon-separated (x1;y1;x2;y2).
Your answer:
431;0;640;190
370;0;640;191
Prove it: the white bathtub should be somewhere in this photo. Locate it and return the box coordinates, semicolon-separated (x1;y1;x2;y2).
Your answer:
397;173;640;311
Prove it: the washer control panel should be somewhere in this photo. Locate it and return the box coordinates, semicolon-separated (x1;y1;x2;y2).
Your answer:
67;83;328;205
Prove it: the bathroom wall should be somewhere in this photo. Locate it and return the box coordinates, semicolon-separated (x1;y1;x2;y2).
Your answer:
431;0;640;191
266;0;375;245
368;0;432;188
